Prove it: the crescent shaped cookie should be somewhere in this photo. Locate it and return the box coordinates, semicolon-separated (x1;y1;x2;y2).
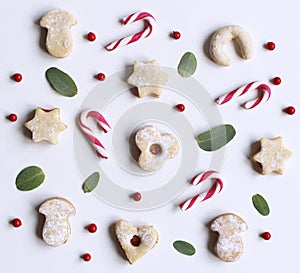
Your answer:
209;25;254;66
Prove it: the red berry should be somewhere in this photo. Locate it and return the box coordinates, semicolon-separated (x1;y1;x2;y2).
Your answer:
261;231;271;240
82;253;91;261
97;73;105;81
132;192;142;202
272;77;281;85
172;31;181;40
176;104;185;112
87;32;96;42
284;106;296;115
12;218;22;227
13;73;22;82
266;42;276;50
87;223;97;233
8;113;17;122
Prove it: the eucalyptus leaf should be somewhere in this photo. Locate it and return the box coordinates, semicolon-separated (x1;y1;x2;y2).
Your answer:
252;194;270;216
177;52;197;78
16;166;45;191
83;172;100;193
173;240;196;256
46;67;78;97
197;124;236;151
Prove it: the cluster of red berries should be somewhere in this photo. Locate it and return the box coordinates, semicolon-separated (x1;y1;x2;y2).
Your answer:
81;223;99;262
86;32;106;81
265;42;296;116
10;217;98;262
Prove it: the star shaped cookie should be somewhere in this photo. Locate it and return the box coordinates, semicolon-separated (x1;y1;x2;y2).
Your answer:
24;108;67;144
127;60;168;98
251;136;292;175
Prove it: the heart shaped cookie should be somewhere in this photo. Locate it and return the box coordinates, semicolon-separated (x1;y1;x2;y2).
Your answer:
115;220;159;264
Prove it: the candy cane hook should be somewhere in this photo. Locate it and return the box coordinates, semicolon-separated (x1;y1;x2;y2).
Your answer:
105;11;156;51
78;109;111;159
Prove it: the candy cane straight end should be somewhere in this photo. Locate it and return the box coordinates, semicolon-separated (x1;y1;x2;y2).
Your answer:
215;97;223;105
96;151;108;159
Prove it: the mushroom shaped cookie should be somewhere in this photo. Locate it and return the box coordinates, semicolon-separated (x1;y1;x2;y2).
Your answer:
115;220;159;264
135;125;180;172
40;10;77;58
39;197;76;247
210;213;248;262
209;25;253;66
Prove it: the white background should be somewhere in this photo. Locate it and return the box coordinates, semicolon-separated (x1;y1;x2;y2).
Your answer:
1;0;299;272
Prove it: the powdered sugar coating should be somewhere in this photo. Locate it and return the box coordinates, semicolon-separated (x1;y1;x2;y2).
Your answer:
127;60;168;98
115;220;159;264
24;108;67;144
251;136;292;175
209;25;253;66
135;125;180;172
40;10;77;58
210;213;247;262
39;197;76;247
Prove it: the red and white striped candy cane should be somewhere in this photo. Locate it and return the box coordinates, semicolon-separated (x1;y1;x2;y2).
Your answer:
179;170;224;211
216;81;272;109
78;109;111;159
105;11;156;51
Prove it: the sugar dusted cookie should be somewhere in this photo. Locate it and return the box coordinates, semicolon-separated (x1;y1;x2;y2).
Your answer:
210;213;248;262
40;10;77;58
127;60;168;98
24;108;67;144
135;125;180;172
251;136;292;175
39;197;76;247
209;25;253;66
115;220;159;264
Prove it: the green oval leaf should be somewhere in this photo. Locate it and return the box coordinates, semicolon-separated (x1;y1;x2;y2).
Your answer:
177;52;197;78
173;240;196;256
83;172;100;193
252;194;270;216
197;124;236;151
46;67;78;97
16;166;45;191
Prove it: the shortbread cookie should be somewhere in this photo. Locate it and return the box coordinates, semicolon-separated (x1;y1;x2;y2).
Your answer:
210;213;248;262
115;220;159;264
24;108;67;144
135;125;180;172
39;197;76;247
251;136;292;175
127;60;168;98
40;10;77;58
209;25;253;66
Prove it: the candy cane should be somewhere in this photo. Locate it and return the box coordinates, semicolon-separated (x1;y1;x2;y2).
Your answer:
78;109;111;159
216;81;272;109
179;170;224;211
105;11;156;51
